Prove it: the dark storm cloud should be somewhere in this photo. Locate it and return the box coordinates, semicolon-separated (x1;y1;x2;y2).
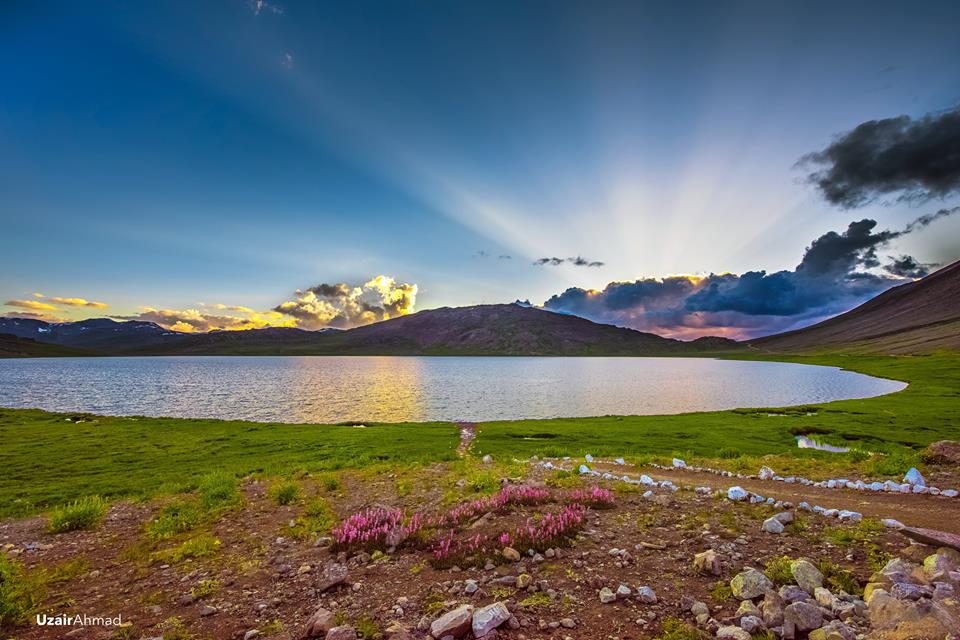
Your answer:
885;255;934;279
801;107;960;208
534;256;604;267
542;212;954;340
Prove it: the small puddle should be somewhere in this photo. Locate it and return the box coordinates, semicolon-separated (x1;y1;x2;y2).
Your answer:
796;435;849;453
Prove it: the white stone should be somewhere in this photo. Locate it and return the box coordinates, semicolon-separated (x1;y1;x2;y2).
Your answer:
881;518;904;529
903;467;925;487
943;489;958;498
578;464;590;474
762;517;785;534
585;454;594;462
672;458;687;468
471;602;510;638
727;486;748;501
758;466;775;480
614;457;625;465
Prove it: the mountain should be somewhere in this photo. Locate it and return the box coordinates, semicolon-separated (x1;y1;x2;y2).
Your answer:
0;333;93;358
0;305;740;356
0;317;186;352
751;259;960;354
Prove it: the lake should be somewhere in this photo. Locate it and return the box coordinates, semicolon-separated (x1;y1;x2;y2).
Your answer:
0;356;906;423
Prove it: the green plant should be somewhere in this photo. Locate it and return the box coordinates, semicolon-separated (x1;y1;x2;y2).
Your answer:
48;496;108;533
356;616;382;639
190;579;221;599
260;619;284;634
161;616;193;640
518;592;551;608
816;558;862;596
709;581;733;602
197;472;242;511
269;479;301;506
318;473;341;492
151;535;221;564
145;501;204;541
290;497;336;539
718;447;742;459
657;616;704;640
763;555;794;586
0;553;45;626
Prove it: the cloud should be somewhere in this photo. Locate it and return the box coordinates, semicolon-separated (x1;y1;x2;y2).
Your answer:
5;299;59;312
272;275;418;329
801;107;960;208
283;53;294;69
0;311;68;323
542;212;955;340
884;255;934;279
114;307;297;333
46;297;108;308
250;0;283;16
534;256;604;267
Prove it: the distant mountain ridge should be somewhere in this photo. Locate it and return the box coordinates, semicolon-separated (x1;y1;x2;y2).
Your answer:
750;259;960;354
0;304;740;356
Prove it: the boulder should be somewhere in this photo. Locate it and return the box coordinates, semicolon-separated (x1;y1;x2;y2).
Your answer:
472;602;510;638
716;625;751;640
740;615;764;634
790;559;824;593
727;486;748;501
501;547;521;562
903;467;925;487
762;591;785;627
762;517;784;534
300;607;336;638
325;627;357;640
731;568;773;600
784;601;823;632
808;620;856;640
758;466;776;480
735;600;761;619
430;605;474;639
899;526;960;552
923;440;960;465
599;587;616;604
317;562;349;592
779;585;809;604
693;549;722;576
923;547;960;579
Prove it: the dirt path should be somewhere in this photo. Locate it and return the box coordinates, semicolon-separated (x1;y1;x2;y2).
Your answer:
593;461;960;534
456;421;476;456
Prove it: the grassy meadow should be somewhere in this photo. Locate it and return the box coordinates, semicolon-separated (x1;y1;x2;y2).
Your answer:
1;352;957;520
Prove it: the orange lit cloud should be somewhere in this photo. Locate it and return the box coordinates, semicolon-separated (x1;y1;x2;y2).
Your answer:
272;275;418;329
47;297;108;308
5;299;60;312
115;306;298;333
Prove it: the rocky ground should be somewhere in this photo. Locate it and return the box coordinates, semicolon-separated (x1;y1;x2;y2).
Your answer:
2;454;960;640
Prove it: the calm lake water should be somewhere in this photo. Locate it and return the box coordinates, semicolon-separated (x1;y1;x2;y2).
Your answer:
0;356;906;423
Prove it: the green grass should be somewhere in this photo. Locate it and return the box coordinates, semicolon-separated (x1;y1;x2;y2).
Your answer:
0;410;458;518
268;479;302;505
0;554;90;626
48;495;108;533
150;534;221;564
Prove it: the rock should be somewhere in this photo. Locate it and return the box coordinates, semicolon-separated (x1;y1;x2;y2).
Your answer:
882;518;905;529
784;601;823;632
923;440;960;465
867;591;912;630
923;547;960;579
198;605;217;617
560;618;575;628
903;467;925;487
693;550;722;576
762;591;785;627
502;547;521;562
464;579;479;594
790;559;824;593
481;454;493;464
727;486;748;501
716;625;751;640
740;615;764;634
325;627;356;640
779;585;808;604
616;584;632;599
636;586;657;603
814;587;837;608
762;517;785;534
774;511;794;524
317;562;349;592
736;600;761;619
472;602;511;638
672;458;687;468
808;620;856;640
731;568;774;600
516;573;533;589
243;631;260;640
758;466;776;480
899;526;960;552
599;587;617;604
691;601;710;617
578;464;590;474
301;607;336;638
431;605;474;639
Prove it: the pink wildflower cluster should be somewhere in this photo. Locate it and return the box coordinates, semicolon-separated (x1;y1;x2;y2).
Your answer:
442;485;552;525
330;507;426;552
566;485;615;509
431;530;488;569
499;503;587;552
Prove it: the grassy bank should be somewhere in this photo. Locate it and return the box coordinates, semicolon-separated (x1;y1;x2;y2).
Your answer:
1;352;956;520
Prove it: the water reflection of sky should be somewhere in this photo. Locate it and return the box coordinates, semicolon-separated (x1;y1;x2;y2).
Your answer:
0;356;907;424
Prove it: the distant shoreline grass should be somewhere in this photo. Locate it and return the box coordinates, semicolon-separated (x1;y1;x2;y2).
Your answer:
0;352;956;520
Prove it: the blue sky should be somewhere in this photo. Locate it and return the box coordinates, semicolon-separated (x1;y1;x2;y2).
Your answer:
2;1;959;337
